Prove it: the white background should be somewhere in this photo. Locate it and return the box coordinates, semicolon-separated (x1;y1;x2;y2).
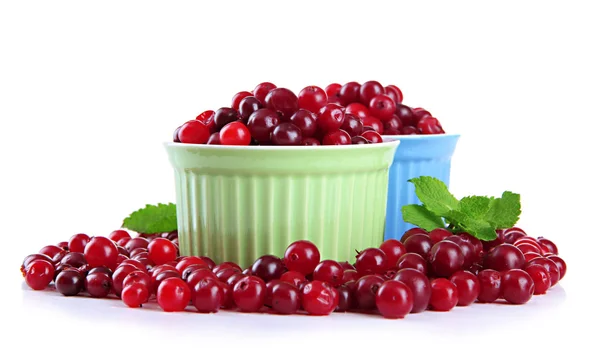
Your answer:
1;0;598;353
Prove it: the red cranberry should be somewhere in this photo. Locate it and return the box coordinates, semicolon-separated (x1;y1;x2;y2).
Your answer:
429;240;465;277
147;238;177;266
376;280;413;319
178;120;211;144
231;91;252;110
247;108;280;144
340;114;364;137
206;134;220;145
301;280;338;316
383;114;403;132
214;107;242;131
289;109;317;137
124;238;149;253
355;248;388;275
298;86;327;114
302;137;320;146
325;83;341;98
401;126;419;135
401;227;428;242
215;267;241;283
56;269;84;296
449;270;480;306
323;129;351;145
429;278;458;311
335;284;354;312
403;234;433;259
483;244;525;272
251;255;286;283
24;259;55;290
195;110;216;133
265;88;299;120
516;243;541;255
342;269;360;283
122;271;152;300
354;274;385;310
239;96;263;122
252;82;277;105
192;278;223;313
368;94;395;121
397;253;427;274
537;237;559;255
280;271;306;287
317;103;345;133
502;227;528;244
429;228;452;244
526;257;560;286
393;268;431;313
445;235;476;267
270;281;301;315
345;102;369;119
546;255;566;281
361;130;383;144
359;80;384;106
362;116;384;134
233;275;266;312
218;281;234;309
417;116;444;134
68;233;91;253
84;236;119;269
157;278;191;312
379;239;407;270
283;240;320;275
220;121;252;145
501;269;534;304
60;252;87;268
524;264;551;295
351;136;369;144
523;252;540;262
339;81;361;105
199;256;216;270
271;122;303;145
176;256;209;275
395;104;418;126
384;85;403;103
186;268;219;289
121;283;149;308
477;269;502;303
313;260;344;286
39;245;66;262
85;272;112;298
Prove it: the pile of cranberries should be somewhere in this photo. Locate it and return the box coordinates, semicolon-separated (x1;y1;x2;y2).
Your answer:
173;81;445;146
21;225;565;319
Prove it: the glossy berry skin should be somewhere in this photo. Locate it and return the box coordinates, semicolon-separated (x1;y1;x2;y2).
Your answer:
199;256;216;270
449;270;480;306
147;238;178;266
339;81;361;105
417;117;444;134
368;94;396;121
192;278;223;313
21;254;53;277
379;239;407;270
401;126;419;135
298;86;328;114
502;227;528;244
289;109;317;137
39;245;66;262
68;233;91;253
400;227;428;242
501;269;534;304
283;240;321;276
251;255;286;283
176;256;209;275
85;272;113;298
537;237;559;255
122;271;152;300
342;269;360;283
477;269;502;303
483;244;525;272
516;243;541;255
177;120;211;144
215;268;241;283
271;122;302;145
335;284;353;312
524;264;551;295
403;234;433;259
231;91;253;110
355;248;388;275
317;103;345;133
351;136;369;144
383;114;403;132
302;137;320;146
395;104;418;126
280;271;306;287
323;129;352;145
429;228;453;244
325;83;341;98
84;236;119;269
220;121;252;145
265;88;298;120
429;240;465;277
247;108;280;144
213;107;242;131
393;268;431;313
301;280;338;316
354;275;385;310
217;281;234;309
25;259;55;290
59;252;86;268
313;260;344;286
396;253;427;274
124;237;149;253
270;281;301;315
362;116;384;134
152;270;180;295
253;82;277;105
233;275;266;312
56;269;84;296
121;283;149;308
526;257;560;286
361;130;383;144
340;114;364;137
429;278;459;311
239;96;263;122
195;110;215;131
547;255;566;281
359;81;385;106
157;278;191;312
384;85;403;103
111;264;138;297
376;280;414;319
186;268;219;289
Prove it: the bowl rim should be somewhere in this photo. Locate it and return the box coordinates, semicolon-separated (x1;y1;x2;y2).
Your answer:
381;133;460;140
164;139;400;151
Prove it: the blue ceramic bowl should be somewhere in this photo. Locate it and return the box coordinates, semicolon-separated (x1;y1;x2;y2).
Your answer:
381;134;460;240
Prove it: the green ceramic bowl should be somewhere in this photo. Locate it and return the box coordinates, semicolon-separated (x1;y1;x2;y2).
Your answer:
164;140;400;268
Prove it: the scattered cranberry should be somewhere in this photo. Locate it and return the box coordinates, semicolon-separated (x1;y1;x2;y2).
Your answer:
56;269;84;296
379;239;407;270
502;269;534;304
301;280;338;315
546;255;566;281
175;256;208;275
220;121;252;146
283;240;320;275
157;278;191;312
397;253;428;274
186;268;219;289
359;81;384;106
340;114;364;137
233;275;266;312
298;86;327;114
279;271;306;287
355;248;388;275
25;259;55;290
339;82;361;105
265;88;299;120
85;272;113;298
270;281;301;315
342;269;360;283
393;268;431;313
60;252;87;268
84;236;119;269
192;278;223;313
112;264;138;297
68;233;90;253
429;240;464;277
251;255;286;283
252;82;277;105
39;245;66;263
122;270;152;300
231;91;253;111
325;83;341;99
483;244;525;272
368;94;395;121
376;280;413;319
124;237;149;253
403;234;433;259
247;108;280;144
312;260;344;286
147;238;177;266
524;264;551;295
355;274;385;310
122;283;149;308
429;278;458;311
335;284;354;312
537;237;558;255
526;257;560;286
177;120;211;144
449;270;480;306
108;230;131;243
477;269;502;303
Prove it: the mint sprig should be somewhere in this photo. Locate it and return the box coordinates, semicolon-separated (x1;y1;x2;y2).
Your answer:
122;203;177;234
401;177;521;241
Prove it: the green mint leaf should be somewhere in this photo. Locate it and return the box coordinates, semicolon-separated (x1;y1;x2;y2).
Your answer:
122;203;177;234
402;204;446;231
408;176;459;216
459;196;491;219
446;210;497;241
485;191;521;229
